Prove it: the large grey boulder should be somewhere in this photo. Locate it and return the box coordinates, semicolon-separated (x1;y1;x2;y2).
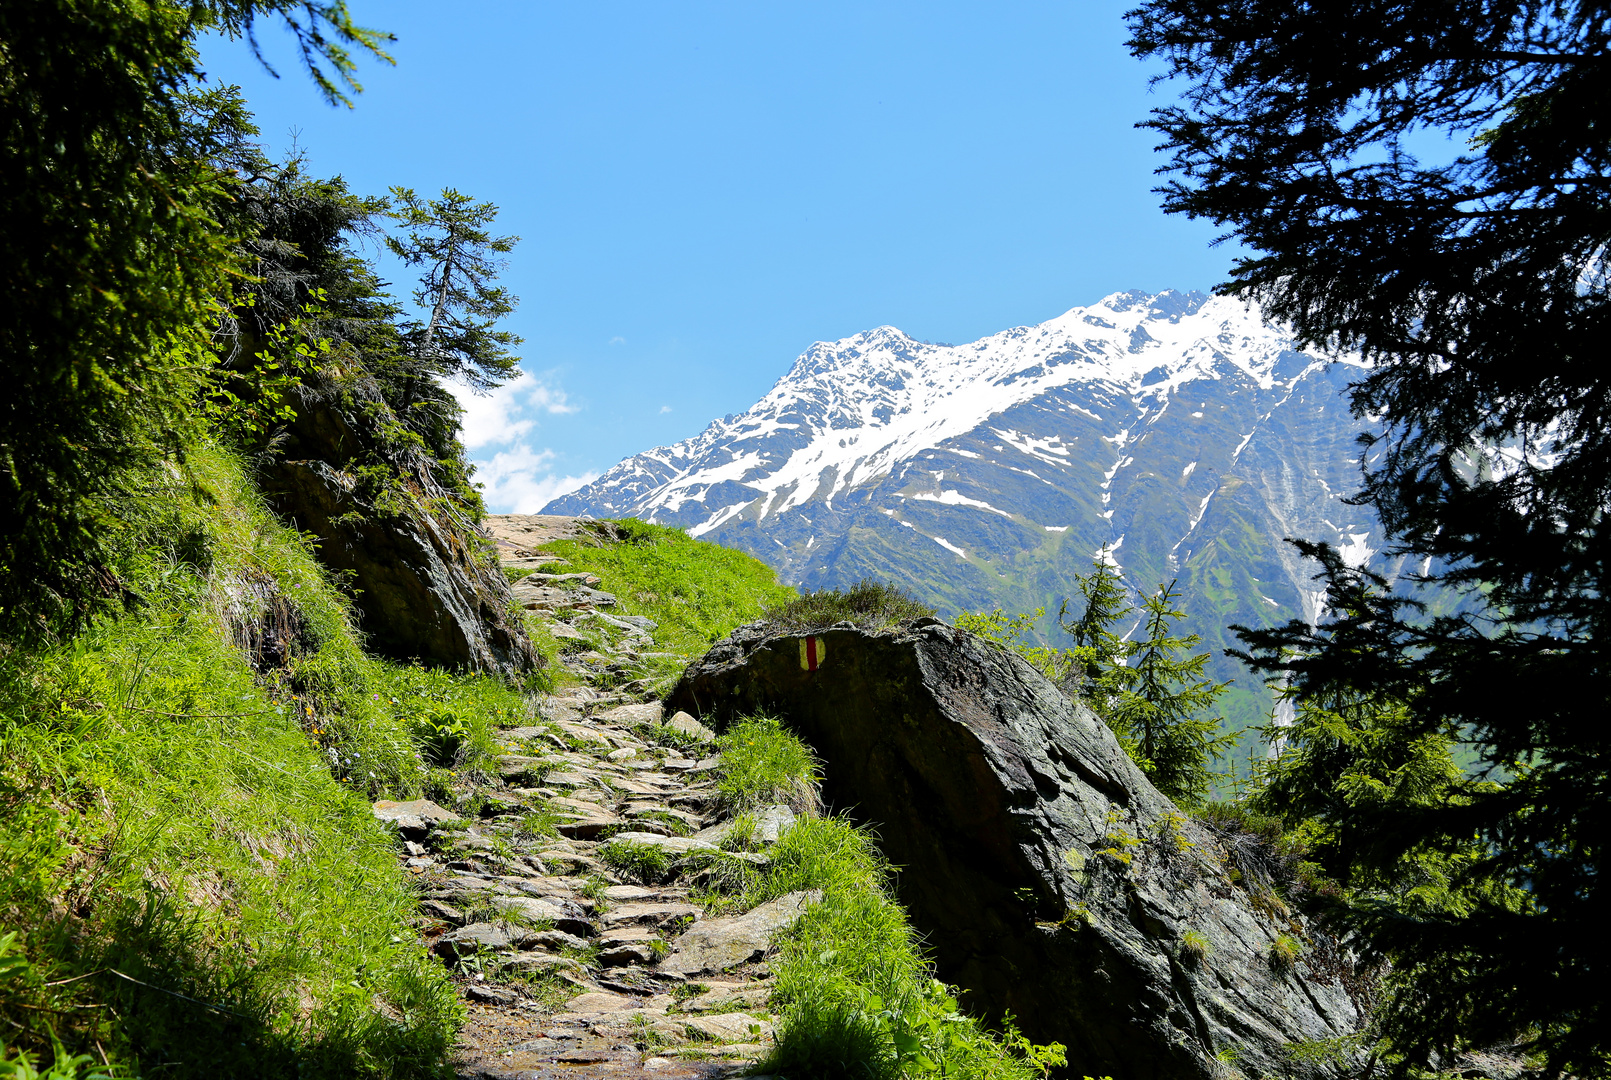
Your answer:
266;457;538;676
666;620;1369;1080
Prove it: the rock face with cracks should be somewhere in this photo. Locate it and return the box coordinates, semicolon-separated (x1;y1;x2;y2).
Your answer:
666;619;1368;1080
261;386;538;677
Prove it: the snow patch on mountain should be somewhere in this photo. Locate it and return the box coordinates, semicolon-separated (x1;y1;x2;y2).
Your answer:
556;289;1363;535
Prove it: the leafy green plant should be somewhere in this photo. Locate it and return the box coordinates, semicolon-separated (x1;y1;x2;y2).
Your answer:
1196;801;1333;903
715;716;820;814
412;706;471;767
762;579;935;634
1278;1034;1370;1069
1058;903;1092;931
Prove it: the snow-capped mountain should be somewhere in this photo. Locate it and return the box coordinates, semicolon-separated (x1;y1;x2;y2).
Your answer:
548;289;1391;741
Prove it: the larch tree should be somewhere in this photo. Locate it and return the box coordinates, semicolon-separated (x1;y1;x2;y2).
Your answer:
1110;580;1235;808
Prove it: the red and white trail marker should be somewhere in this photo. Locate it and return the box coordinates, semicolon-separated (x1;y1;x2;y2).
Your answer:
798;635;827;672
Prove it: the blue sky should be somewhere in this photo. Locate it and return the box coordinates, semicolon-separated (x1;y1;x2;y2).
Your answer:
202;1;1237;511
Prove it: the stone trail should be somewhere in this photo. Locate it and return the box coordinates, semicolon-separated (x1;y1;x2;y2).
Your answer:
373;530;794;1079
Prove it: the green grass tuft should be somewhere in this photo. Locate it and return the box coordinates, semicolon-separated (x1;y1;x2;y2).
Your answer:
762;579;935;634
1269;934;1303;973
714;716;820;814
1180;929;1212;965
599;838;673;885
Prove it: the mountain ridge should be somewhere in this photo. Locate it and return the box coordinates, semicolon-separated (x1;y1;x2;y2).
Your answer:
548;289;1391;758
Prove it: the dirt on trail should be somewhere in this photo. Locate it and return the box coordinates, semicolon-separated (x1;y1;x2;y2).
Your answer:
374;517;785;1080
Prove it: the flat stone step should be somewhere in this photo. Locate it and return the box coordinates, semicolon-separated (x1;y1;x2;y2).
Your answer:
601;902;701;930
603;832;717;856
499;951;587;977
553;720;614;748
681;1012;775;1044
542;770;600;787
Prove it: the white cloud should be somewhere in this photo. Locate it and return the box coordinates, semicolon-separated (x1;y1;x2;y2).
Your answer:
472;445;598;514
659;405;673;414
450;370;578;451
609;336;626;346
444;369;593;513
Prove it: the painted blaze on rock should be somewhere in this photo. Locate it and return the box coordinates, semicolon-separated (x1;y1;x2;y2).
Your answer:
667;620;1368;1080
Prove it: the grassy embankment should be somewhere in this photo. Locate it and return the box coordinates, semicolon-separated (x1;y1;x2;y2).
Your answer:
520;518;796;695
707;716;1067;1080
0;446;530;1079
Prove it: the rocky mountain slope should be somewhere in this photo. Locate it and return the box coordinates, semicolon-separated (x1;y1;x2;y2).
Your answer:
547;290;1395;743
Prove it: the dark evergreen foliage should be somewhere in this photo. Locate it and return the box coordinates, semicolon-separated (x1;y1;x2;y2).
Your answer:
1128;0;1610;1070
0;1;388;639
1059;562;1233;806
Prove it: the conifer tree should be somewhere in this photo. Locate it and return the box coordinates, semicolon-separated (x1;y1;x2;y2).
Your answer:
1108;580;1234;807
385;187;522;416
1128;1;1609;1068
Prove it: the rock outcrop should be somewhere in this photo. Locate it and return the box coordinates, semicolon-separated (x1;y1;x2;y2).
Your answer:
260;379;538;677
667;620;1369;1080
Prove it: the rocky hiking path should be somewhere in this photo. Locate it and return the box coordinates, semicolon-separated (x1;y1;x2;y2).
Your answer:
373;517;790;1080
